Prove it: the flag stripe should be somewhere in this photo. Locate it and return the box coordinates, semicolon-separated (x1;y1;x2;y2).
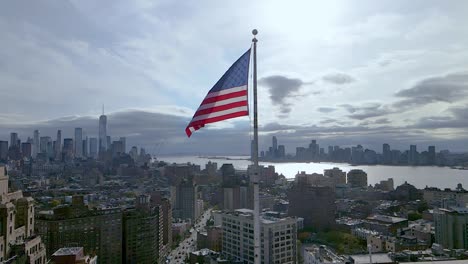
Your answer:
204;85;247;99
194;101;248;117
190;106;248;122
197;95;248;110
188;110;249;128
201;90;247;105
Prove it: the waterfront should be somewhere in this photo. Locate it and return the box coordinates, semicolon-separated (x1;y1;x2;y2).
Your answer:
159;155;468;189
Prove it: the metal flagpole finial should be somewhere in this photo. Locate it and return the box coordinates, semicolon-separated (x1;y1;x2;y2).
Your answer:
252;29;258;42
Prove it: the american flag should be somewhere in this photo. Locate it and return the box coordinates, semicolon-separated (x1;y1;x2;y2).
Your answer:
185;49;251;137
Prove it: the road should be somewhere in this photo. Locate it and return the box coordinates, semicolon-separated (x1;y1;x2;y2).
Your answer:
167;208;212;263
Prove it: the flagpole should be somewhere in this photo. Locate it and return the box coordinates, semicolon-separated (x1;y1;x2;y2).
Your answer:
252;29;261;264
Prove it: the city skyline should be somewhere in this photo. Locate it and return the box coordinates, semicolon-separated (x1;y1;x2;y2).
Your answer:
1;1;468;154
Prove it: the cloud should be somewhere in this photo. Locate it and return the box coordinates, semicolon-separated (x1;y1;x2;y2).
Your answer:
394;72;468;107
339;103;393;120
259;75;307;116
410;105;468;130
322;72;356;85
317;107;337;113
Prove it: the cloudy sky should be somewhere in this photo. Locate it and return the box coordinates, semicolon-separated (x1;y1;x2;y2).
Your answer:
1;0;468;155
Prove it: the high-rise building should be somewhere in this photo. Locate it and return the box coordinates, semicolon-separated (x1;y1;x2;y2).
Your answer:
89;138;98;159
119;137;126;153
434;207;468;249
277;145;286;158
171;176;198;222
347;169;368;188
36;196;122;264
40;136;51;155
221;209;297;264
55;130;62;160
33;130;40;158
21;142;32;158
428;146;436;165
99;113;107;153
111;141;124;157
408;145;418;165
74;128;83;158
123;195;163;264
382;143;391;164
63;138;74;160
0;141;8;160
288;179;335;230
0;166;47;263
10;132;19;148
82;137;88;158
272;136;278;157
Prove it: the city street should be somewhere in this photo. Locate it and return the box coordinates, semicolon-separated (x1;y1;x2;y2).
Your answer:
167;208;212;263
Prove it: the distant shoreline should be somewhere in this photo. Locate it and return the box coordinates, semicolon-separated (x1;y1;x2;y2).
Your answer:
195;156;467;170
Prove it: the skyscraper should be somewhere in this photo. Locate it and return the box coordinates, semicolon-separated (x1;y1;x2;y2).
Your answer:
272;136;278;155
74;128;83;158
409;145;418;165
89;138;98;159
21;142;32;158
82;137;88;157
33;130;40;158
428;146;436;165
55;130;62;160
40;136;51;155
99;111;107;153
10;132;19;148
119;137;126;153
0;141;8;160
383;143;391;164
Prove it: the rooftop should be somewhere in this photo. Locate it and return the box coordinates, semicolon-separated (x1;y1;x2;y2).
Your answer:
349;253;393;264
367;214;407;224
52;247;83;256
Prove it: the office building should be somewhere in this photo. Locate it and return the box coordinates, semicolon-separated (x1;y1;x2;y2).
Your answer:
39;136;50;155
221;209;297;264
288;179;335;230
10;132;19;148
383;143;391;164
123;195;163;264
33;130;40;158
347;169;368;188
408;145;418;165
0;166;47;263
36;196;122;264
171;176;198;222
428;146;436;165
0;141;8;160
434;207;468;249
21;142;32;158
89;138;98;159
82;137;88;157
99;113;107;153
55;130;62;160
63;138;74;160
112;140;124;157
119;137;126;153
74;128;83;158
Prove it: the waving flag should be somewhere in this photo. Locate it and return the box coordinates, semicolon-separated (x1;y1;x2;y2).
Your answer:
185;49;251;137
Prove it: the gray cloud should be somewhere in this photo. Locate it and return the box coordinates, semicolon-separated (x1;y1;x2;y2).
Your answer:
410;105;468;130
374;118;391;124
317;107;337;113
339;103;393;120
394;72;468;107
259;75;305;116
322;72;356;85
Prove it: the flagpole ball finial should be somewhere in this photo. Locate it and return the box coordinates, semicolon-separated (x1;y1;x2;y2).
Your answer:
252;29;258;35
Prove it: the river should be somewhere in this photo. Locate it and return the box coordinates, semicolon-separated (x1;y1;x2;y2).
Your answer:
158;155;468;189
